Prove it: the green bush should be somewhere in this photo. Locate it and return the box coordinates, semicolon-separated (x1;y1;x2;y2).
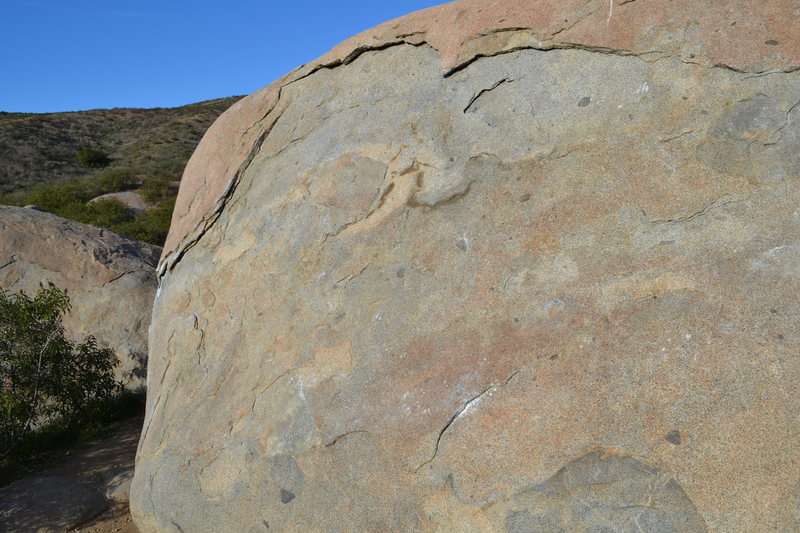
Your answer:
0;287;120;459
17;171;175;246
75;148;110;168
24;180;134;230
110;197;174;245
61;198;134;228
96;168;137;193
139;175;172;204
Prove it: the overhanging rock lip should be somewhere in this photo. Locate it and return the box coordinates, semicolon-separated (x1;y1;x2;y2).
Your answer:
159;0;800;275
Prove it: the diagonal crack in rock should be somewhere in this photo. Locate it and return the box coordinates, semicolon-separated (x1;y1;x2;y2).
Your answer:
415;370;520;473
463;77;516;113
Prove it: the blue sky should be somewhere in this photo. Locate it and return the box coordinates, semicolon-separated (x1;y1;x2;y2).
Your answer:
2;1;444;113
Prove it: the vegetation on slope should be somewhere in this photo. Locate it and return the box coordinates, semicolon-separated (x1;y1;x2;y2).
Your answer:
0;96;242;245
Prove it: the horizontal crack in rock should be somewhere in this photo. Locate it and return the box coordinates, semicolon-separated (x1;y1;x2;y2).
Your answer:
650;196;739;225
324;429;370;448
445;40;669;77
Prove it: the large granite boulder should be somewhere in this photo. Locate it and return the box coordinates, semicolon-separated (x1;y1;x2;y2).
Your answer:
132;0;800;531
0;206;160;390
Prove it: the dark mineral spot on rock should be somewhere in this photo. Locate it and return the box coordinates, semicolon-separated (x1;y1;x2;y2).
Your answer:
578;96;591;107
262;519;270;528
665;429;682;445
765;39;779;46
549;353;559;360
456;237;468;251
518;193;531;202
280;489;295;504
396;268;405;278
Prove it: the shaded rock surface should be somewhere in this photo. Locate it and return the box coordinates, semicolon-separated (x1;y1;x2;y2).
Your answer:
0;476;108;533
103;467;135;504
0;206;161;390
133;0;800;531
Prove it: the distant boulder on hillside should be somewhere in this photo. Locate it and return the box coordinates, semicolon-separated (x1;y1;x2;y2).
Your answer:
0;206;160;390
88;191;149;214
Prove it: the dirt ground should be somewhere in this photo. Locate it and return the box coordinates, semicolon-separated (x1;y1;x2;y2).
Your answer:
36;415;143;533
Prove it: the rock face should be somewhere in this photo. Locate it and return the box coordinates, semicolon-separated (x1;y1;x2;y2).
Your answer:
132;1;800;531
0;206;160;390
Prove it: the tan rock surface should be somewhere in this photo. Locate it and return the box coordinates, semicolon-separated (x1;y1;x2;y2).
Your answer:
0;206;160;390
134;1;800;531
161;0;800;270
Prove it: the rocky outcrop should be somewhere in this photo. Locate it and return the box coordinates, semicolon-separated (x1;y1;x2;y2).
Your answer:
0;206;160;390
132;0;800;531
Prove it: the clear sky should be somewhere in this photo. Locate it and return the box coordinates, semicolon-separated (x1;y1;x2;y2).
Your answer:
2;0;445;113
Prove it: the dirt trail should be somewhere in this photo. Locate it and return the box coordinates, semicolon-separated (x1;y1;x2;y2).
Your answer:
19;415;144;533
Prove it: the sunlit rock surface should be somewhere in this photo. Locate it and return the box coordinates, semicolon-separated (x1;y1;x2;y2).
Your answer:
0;206;160;390
132;0;800;531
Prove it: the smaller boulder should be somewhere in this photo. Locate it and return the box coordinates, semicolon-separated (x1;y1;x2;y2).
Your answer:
0;206;161;390
0;476;108;532
88;191;149;214
102;467;134;503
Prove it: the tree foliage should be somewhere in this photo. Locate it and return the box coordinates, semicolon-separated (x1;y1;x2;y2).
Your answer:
109;197;175;244
0;287;120;459
75;147;110;168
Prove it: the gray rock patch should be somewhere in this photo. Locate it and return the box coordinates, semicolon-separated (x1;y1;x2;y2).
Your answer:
499;451;707;533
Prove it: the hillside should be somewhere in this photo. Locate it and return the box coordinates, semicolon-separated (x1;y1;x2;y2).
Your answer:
0;97;241;192
0;96;243;245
